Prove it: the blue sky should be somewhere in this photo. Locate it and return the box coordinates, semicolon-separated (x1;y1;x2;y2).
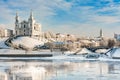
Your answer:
0;0;120;37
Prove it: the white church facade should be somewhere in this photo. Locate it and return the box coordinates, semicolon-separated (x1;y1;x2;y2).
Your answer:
15;11;41;37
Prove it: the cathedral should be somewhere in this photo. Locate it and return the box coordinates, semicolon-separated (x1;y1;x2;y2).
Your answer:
15;11;41;37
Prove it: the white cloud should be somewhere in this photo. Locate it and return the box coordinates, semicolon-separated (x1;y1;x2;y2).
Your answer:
6;0;72;17
0;0;72;29
69;5;120;24
90;16;120;24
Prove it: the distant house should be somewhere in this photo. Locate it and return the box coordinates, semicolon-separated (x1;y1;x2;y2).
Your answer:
114;33;120;41
0;27;13;38
55;33;76;42
6;29;13;37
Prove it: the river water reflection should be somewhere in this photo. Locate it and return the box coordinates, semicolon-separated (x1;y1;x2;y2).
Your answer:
0;60;120;80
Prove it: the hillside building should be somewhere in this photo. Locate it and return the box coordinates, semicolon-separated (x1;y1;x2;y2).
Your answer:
15;11;41;37
0;27;13;38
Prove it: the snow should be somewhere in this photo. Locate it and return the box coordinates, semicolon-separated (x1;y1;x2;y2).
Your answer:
112;48;120;58
0;49;54;54
0;50;120;62
106;48;117;57
28;50;53;54
0;43;120;62
53;42;64;45
0;38;9;49
12;37;44;49
76;48;93;54
80;40;91;44
95;49;108;53
0;49;25;54
64;51;75;55
41;38;49;43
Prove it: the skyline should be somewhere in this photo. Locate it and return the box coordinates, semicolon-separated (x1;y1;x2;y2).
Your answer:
0;0;120;38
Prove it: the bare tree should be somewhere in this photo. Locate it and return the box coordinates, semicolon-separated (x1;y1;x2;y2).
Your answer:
107;39;115;48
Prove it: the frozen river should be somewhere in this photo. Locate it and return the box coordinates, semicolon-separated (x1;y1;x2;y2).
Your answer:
0;59;120;80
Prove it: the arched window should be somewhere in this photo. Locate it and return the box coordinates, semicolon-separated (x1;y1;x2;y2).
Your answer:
24;25;25;28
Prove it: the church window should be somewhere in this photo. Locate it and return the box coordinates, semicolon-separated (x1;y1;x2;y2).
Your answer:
24;25;25;28
34;26;39;31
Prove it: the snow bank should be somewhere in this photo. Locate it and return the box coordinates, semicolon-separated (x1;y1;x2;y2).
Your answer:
0;49;25;54
12;37;44;49
112;48;120;58
95;49;108;53
0;49;53;54
77;48;92;54
0;38;9;48
64;51;75;55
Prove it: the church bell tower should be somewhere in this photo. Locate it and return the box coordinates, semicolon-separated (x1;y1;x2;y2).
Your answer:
15;11;19;35
100;29;103;38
